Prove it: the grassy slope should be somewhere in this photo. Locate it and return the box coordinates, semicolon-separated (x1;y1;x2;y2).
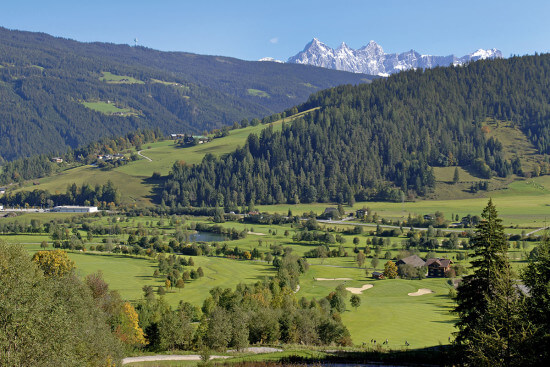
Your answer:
13;108;318;206
99;71;145;84
81;101;137;115
67;252;274;306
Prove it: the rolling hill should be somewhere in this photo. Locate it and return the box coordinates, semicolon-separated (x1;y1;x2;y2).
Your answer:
0;27;373;161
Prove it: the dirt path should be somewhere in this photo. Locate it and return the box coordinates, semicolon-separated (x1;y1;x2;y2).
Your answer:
122;347;283;365
122;355;229;364
137;150;152;162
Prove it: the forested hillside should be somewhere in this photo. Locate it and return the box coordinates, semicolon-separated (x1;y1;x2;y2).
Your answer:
163;54;550;207
0;27;372;161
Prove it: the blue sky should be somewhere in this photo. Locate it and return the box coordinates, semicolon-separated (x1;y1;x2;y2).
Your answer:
1;0;548;60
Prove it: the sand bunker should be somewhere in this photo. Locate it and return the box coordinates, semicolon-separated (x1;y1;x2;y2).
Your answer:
408;288;434;296
345;284;374;294
247;231;266;236
314;277;353;281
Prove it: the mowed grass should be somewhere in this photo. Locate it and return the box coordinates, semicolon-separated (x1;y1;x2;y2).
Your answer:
341;279;455;348
297;266;455;348
66;252;274;307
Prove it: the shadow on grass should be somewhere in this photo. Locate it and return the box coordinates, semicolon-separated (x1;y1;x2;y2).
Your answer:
142;176;164;204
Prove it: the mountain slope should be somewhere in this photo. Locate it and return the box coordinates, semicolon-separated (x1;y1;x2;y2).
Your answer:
0;27;373;161
288;38;502;76
163;54;550;207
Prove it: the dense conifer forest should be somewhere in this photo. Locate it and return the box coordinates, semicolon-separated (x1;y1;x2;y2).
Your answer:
163;54;550;206
0;27;371;161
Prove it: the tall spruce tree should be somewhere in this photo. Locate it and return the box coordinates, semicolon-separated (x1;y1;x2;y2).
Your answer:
453;167;460;184
521;236;550;364
454;200;530;366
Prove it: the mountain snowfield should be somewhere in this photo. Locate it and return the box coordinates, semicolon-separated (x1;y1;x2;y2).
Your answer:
276;38;502;76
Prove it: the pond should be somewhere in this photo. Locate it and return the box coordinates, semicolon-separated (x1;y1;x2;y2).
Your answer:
188;231;227;242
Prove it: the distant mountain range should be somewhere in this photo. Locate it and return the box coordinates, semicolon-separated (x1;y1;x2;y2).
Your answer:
269;38;502;76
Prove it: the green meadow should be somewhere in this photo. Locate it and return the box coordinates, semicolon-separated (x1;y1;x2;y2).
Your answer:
65;252;274;306
256;176;550;228
81;101;138;116
247;88;270;98
99;71;145;84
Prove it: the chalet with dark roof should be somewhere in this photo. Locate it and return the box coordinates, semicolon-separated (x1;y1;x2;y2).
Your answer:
372;271;385;280
425;258;453;277
396;254;426;268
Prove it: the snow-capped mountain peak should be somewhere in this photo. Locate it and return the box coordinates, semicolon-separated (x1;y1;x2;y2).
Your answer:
287;39;502;76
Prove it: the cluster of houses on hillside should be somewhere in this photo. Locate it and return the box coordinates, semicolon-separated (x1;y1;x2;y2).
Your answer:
96;153;125;162
171;133;212;145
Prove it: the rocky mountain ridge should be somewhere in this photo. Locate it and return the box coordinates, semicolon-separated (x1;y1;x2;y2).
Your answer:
285;38;502;76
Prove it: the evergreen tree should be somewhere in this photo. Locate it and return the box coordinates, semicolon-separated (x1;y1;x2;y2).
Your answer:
521;236;550;364
454;200;530;366
453;167;460;184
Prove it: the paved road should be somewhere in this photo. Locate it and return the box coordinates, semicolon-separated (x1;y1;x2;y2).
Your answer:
526;226;550;236
137;150;152;162
317;219;465;233
318;219;549;236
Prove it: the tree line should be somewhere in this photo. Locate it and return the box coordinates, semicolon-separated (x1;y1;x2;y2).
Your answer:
0;181;120;208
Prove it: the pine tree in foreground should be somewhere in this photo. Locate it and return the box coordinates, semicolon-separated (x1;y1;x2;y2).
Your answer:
453;200;532;366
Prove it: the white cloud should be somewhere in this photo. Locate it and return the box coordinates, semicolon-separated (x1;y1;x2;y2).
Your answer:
269;37;279;44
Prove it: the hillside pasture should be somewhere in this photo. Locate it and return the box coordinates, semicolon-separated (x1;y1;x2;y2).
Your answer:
247;88;270;98
81;100;138;116
99;71;144;84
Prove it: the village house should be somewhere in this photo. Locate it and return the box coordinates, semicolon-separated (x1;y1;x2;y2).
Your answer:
396;254;453;278
396;254;426;268
356;209;366;218
51;157;63;163
425;258;453;277
372;271;385;280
